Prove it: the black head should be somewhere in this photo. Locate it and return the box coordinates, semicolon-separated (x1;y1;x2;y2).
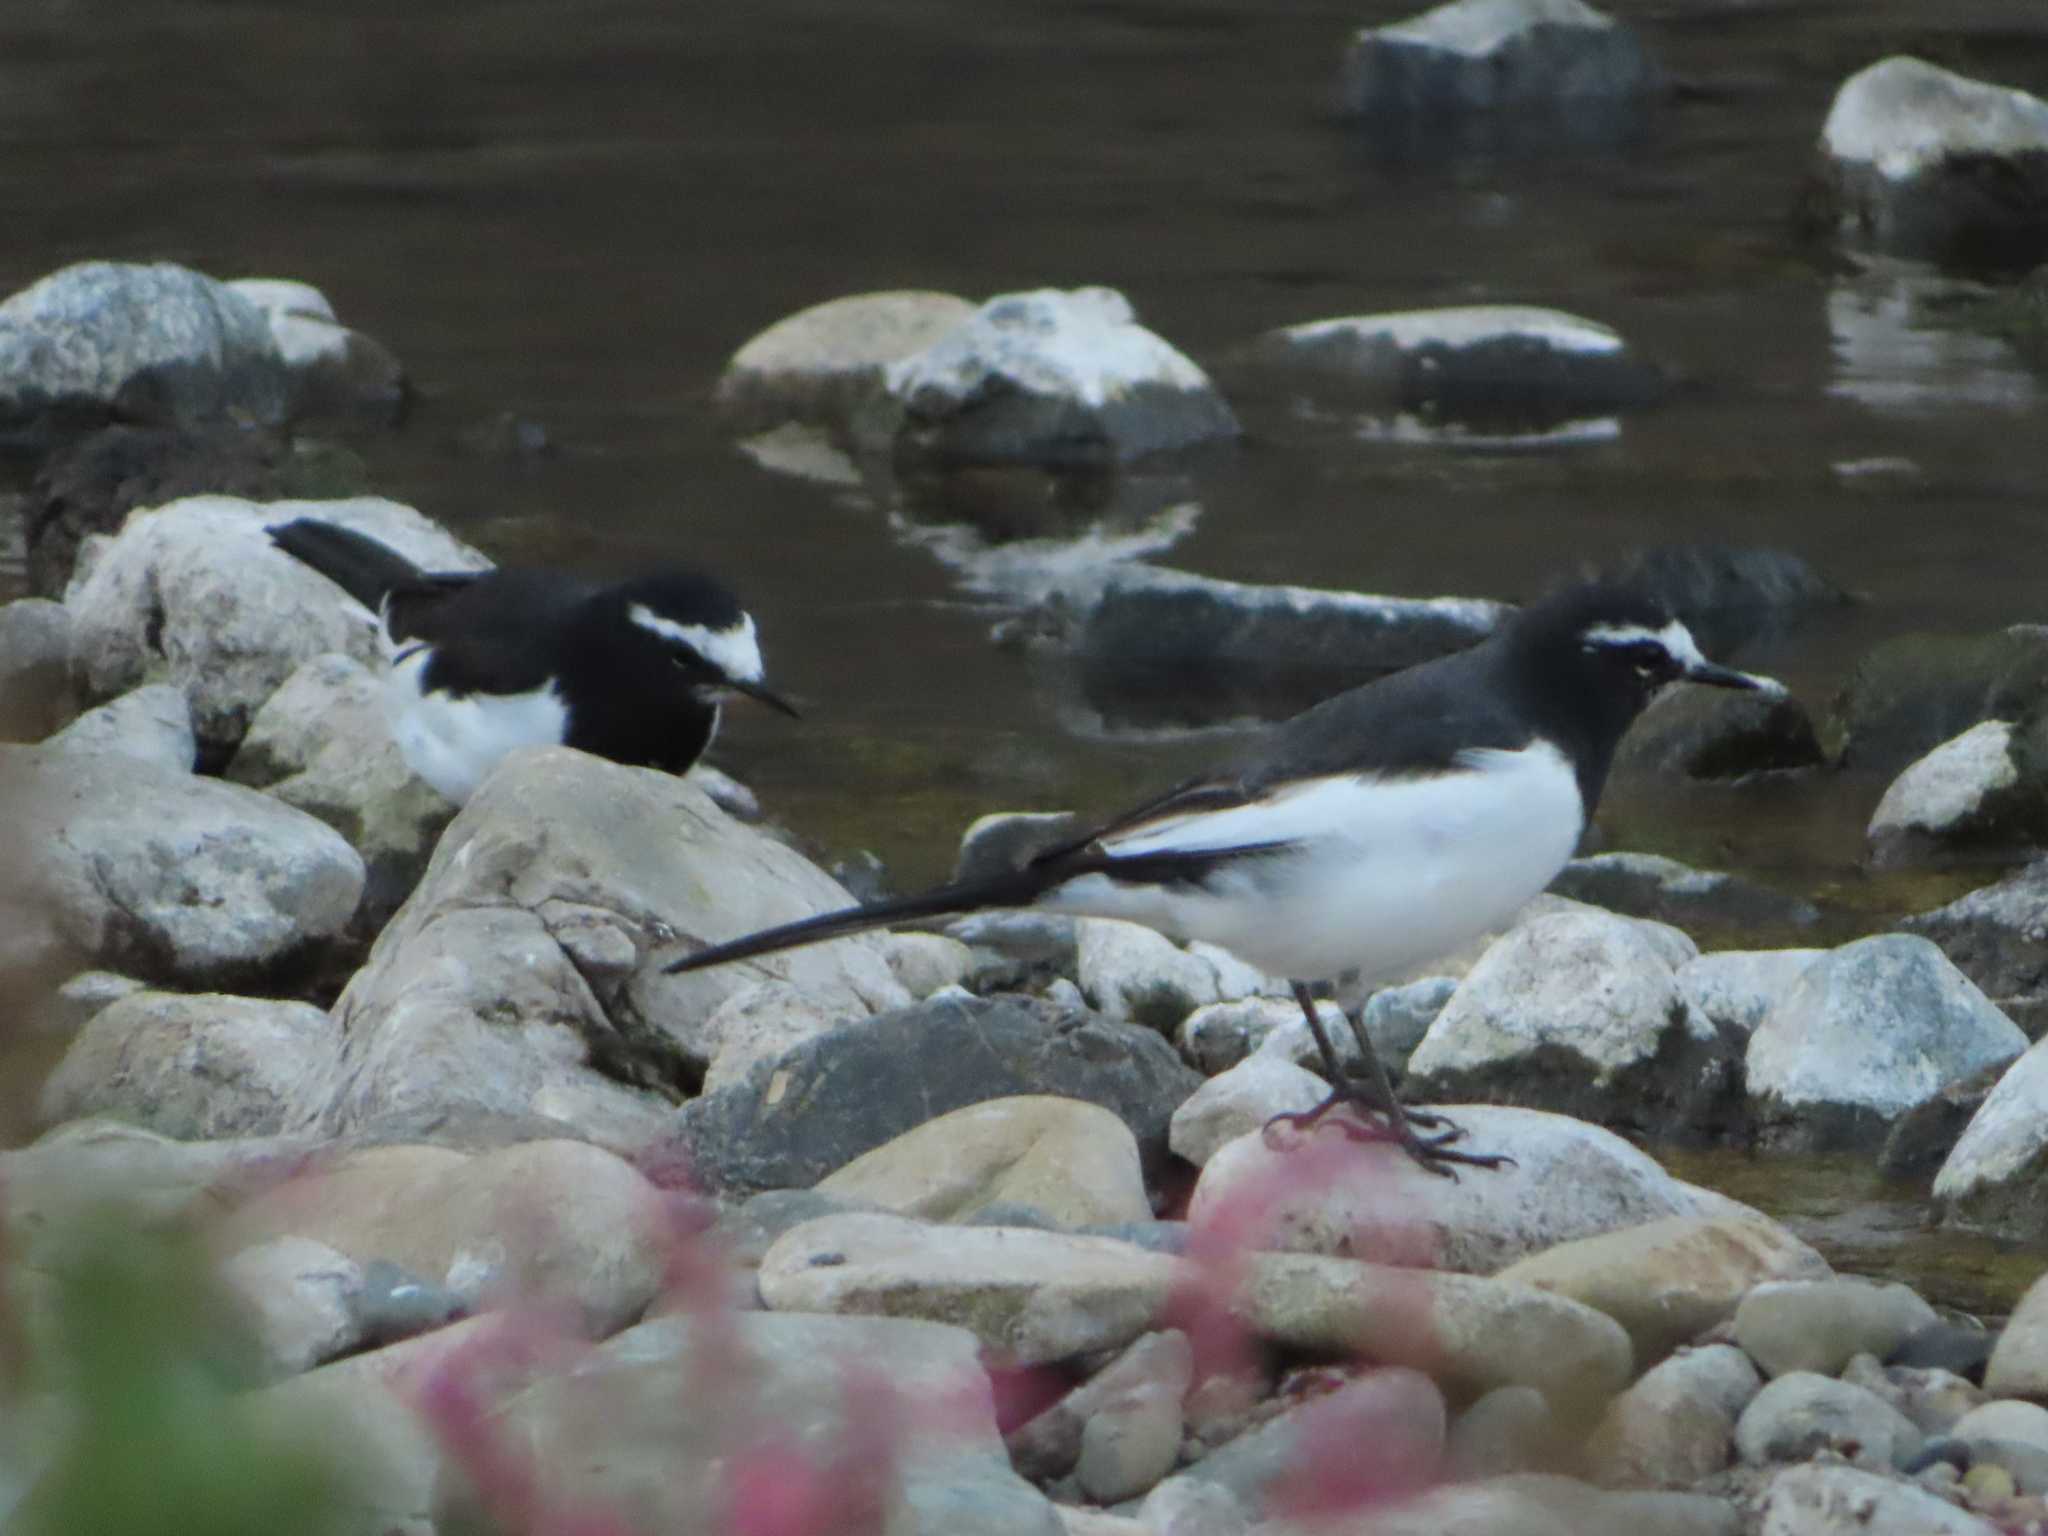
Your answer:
1504;581;1781;804
603;571;799;717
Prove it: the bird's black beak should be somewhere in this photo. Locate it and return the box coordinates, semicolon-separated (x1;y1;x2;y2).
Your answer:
1684;660;1784;695
729;678;801;718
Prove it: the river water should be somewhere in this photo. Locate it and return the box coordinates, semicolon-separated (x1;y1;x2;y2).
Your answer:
4;0;2046;1308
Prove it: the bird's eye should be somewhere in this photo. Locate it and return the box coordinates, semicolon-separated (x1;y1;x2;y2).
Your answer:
1629;642;1669;678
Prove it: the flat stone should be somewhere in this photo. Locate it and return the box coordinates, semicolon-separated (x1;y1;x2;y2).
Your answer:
1189;1103;1706;1275
1734;1278;1941;1379
818;1096;1152;1228
1497;1212;1829;1366
758;1212;1179;1366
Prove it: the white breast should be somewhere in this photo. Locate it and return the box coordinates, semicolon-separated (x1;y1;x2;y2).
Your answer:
1042;741;1585;984
384;648;571;804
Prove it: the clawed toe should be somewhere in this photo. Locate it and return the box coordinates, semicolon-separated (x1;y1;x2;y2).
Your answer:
1259;1089;1508;1178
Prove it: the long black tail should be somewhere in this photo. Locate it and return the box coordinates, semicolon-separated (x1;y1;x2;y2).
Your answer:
664;867;1048;975
269;518;439;613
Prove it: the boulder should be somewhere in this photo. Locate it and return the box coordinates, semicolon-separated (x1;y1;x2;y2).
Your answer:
1815;57;2048;265
0;260;288;437
1497;1212;1828;1366
1677;950;1825;1041
1072;564;1502;727
223;1139;668;1337
226;276;406;425
0;742;363;989
1551;852;1821;934
759;1211;1178;1367
1746;935;2026;1151
63;493;487;763
716;289;975;439
40;989;339;1141
1585;1343;1760;1488
661;991;1198;1198
1336;0;1663;130
1828;624;2048;779
41;681;195;771
1906;859;2048;1035
0;597;77;739
225;651;454;930
1734;1373;1923;1469
1246;305;1663;426
1757;1462;2001;1535
1404;910;1739;1139
432;1310;1060;1536
1614;684;1825;781
1188;1104;1706;1275
1934;1035;2048;1238
314;750;908;1151
884;287;1238;466
1868;717;2048;864
817;1097;1152;1228
1733;1279;1941;1379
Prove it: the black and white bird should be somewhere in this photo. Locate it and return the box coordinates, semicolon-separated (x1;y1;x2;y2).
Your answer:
268;518;797;805
663;581;1780;1175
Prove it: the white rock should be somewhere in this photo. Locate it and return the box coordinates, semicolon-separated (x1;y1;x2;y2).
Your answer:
1824;57;2048;182
1168;1054;1326;1168
41;681;195;770
1758;1461;1999;1535
1735;1373;1923;1469
1747;935;2026;1148
880;931;977;999
1868;720;2017;851
64;494;488;757
227;278;337;322
1077;917;1222;1029
716;288;975;434
1937;1035;2048;1236
1678;950;1824;1039
701;980;849;1092
1339;0;1663;119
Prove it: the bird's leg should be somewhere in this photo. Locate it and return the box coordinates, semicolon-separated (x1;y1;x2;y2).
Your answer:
1264;981;1511;1179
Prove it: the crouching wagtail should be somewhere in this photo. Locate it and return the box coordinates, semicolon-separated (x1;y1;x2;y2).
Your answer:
268;518;797;805
663;581;1780;1176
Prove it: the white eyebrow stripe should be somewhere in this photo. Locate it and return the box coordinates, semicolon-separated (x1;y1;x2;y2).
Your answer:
629;603;765;682
1583;618;1707;671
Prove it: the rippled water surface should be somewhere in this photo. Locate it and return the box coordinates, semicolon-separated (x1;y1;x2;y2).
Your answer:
5;0;2047;1300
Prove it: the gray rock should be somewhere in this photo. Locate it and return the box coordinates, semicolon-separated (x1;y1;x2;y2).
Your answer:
1951;1398;2048;1457
1757;1462;2000;1535
1448;1385;1565;1479
1614;545;1850;646
1869;718;2048;864
1816;57;2048;264
41;681;195;771
1678;950;1825;1041
1878;1063;2003;1178
1077;918;1223;1030
1246;305;1663;425
315;750;908;1151
1748;935;2026;1151
1336;0;1663;130
880;931;976;999
947;911;1081;992
1167;1053;1325;1168
0;743;363;988
698;980;850;1093
433;1311;1061;1536
1614;684;1826;781
1935;1035;2048;1239
0;597;77;740
353;1258;464;1347
1551;852;1821;934
1735;1372;1924;1469
1829;624;2048;779
716;288;975;440
661;990;1199;1197
1072;564;1503;728
0;260;289;432
1905;859;2048;1035
953;811;1084;886
40;989;339;1141
63;493;488;762
226;276;406;425
1405;909;1739;1139
1986;1271;2048;1399
218;1235;365;1382
885;287;1238;466
1007;1330;1194;1481
1890;1322;1995;1381
1586;1343;1760;1488
1733;1279;1941;1379
1190;1103;1707;1275
1077;1379;1184;1504
226;651;454;931
1360;975;1457;1077
1177;997;1297;1074
1355;1476;1741;1536
712;1188;889;1270
45;970;147;1033
1841;1355;1984;1438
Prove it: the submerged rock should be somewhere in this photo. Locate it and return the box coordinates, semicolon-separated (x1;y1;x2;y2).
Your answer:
1815;57;2048;265
1746;935;2026;1151
1613;684;1825;781
1336;0;1663;133
886;287;1237;467
1551;852;1821;934
1830;624;2048;778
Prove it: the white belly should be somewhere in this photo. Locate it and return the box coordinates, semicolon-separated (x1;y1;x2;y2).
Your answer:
1042;742;1584;983
384;648;570;804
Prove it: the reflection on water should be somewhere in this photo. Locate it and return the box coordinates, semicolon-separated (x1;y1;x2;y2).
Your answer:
1828;259;2039;415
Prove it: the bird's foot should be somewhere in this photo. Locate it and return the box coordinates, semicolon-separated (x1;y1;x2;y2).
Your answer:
1262;1090;1514;1180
